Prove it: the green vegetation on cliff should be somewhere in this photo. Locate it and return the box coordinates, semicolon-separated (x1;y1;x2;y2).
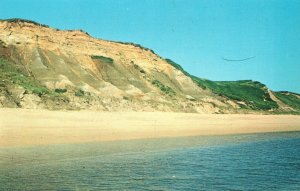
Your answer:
202;80;278;110
152;79;176;96
91;55;114;64
165;58;278;110
274;92;300;110
0;57;68;100
0;57;49;96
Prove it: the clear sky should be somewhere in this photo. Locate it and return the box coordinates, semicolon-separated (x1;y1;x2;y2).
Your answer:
1;0;300;93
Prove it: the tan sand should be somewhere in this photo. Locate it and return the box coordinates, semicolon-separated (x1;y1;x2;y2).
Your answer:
0;108;300;147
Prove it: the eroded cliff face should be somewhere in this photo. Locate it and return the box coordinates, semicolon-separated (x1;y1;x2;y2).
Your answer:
1;19;298;113
0;19;232;112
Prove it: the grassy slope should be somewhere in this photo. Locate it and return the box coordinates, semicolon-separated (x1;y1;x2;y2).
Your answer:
0;57;67;102
0;57;48;95
274;92;300;110
165;58;279;110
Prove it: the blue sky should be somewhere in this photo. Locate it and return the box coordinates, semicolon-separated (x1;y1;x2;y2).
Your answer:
1;0;300;93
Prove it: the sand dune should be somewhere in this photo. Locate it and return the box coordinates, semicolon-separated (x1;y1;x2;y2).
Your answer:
0;108;300;147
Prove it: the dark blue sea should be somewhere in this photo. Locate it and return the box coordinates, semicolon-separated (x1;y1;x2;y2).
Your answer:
1;132;300;190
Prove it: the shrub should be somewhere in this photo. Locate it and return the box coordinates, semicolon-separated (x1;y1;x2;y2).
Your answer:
113;41;156;55
152;79;175;96
75;89;85;97
123;96;130;100
133;64;146;74
91;55;113;64
55;88;67;93
31;87;48;96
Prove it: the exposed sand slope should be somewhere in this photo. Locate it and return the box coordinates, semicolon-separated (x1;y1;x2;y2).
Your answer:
1;108;300;147
1;19;299;113
0;19;214;112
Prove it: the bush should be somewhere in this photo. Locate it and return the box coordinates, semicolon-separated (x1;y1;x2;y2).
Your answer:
113;41;156;55
152;79;175;96
55;88;67;93
133;64;146;74
75;89;85;97
91;55;113;64
32;87;48;96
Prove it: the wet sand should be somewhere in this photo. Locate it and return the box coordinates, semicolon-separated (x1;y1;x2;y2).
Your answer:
0;108;300;147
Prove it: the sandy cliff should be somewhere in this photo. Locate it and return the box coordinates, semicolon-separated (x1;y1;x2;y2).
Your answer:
0;19;299;113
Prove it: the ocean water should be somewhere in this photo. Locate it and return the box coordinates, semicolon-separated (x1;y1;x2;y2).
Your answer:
0;132;300;191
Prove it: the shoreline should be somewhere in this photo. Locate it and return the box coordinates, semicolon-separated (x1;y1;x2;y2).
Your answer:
1;108;300;148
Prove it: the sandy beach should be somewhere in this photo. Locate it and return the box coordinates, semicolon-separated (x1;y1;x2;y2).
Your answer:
0;108;300;147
